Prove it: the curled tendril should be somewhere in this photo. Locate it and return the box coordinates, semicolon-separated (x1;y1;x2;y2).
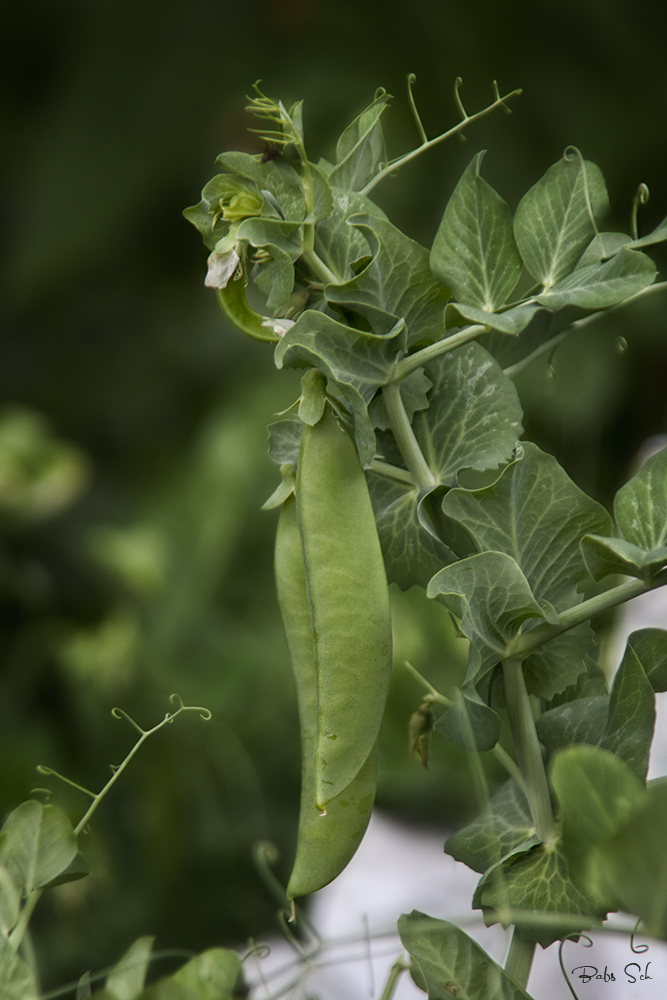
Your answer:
29;787;52;801
35;766;96;799
111;706;145;735
169;693;212;721
253;840;290;908
631;183;651;241
558;933;593;1000
454;77;468;120
630;918;649;953
243;939;272;962
406;73;428;145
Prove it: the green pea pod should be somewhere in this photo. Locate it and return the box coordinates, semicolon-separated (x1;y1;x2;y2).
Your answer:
275;494;377;899
215;278;280;343
297;402;392;808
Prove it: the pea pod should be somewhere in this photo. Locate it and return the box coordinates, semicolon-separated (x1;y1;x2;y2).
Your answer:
275;494;377;899
297;402;392;808
215;278;280;343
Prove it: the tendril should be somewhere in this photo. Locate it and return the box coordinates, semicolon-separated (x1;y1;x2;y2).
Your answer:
564;146;599;236
558;933;593;1000
631;183;650;241
454;77;469;121
406;73;428;145
630;918;649;953
253;840;290;908
35;766;96;799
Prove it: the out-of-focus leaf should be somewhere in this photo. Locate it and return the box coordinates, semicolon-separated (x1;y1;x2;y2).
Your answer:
0;800;77;897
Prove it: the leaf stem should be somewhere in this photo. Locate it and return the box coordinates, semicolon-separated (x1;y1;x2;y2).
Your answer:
504;927;536;989
8;889;42;951
368;458;415;485
389;325;487;384
508;572;667;661
379;957;409;1000
381;383;437;490
301;248;340;286
503;280;667;379
361;85;522;196
502;657;556;844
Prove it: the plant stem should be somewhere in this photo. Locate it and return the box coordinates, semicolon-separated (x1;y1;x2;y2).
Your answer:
379;957;409;1000
504;927;536;989
301;248;340;286
369;458;415;485
502;657;555;844
508;573;667;661
361;85;522;196
382;383;437;490
389;325;487;383
8;889;42;951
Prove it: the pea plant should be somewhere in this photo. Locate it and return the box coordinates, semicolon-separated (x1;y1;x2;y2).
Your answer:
183;77;667;998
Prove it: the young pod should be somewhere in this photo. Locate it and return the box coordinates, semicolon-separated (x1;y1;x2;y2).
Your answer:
297;402;392;808
275;494;377;900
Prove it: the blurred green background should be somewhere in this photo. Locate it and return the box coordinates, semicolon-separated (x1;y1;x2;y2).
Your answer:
1;0;666;991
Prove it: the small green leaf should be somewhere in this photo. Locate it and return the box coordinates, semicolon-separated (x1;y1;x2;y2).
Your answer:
267;418;302;468
398;911;533;1000
536;695;609;753
431;152;523;311
626;628;667;692
428;551;547;660
433;682;501;753
576;231;631;268
0;866;20;936
412;343;523;488
615;444;667;551
514;152;609;287
0;800;77;897
581;534;656;581
0;939;39;1000
169;948;242;1000
600;779;667;938
76;971;92;999
329;91;391;192
627;213;667;250
251;243;295;310
602;639;655;780
310;161;334;222
445;301;543;336
314;189;388;282
216;151;307;221
445;779;534;874
536;248;656;310
106;936;155;1000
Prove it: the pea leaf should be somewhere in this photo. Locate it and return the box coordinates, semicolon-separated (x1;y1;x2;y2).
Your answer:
251;243;295;310
615;444;667;551
446;301;543;336
600;780;667;939
169;948;242;1000
626;628;667;692
536;695;610;753
0;940;38;1000
105;936;155;1000
325;214;450;346
536;247;656;310
580;534;667;582
412;343;524;487
0;800;77;897
445;779;535;874
398;911;533;1000
366;477;456;589
433;680;502;753
576;231;632;268
627;213;667;250
328;91;391;192
476;839;606;946
235;217;304;256
441;442;613;696
551;746;645;890
0;866;20;936
428;551;547;661
514;152;609;287
431;151;523;310
216;151;306;221
602;638;655;780
267;418;302;467
314;190;388;282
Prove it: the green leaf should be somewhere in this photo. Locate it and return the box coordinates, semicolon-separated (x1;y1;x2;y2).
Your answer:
0;939;38;1000
445;301;543;336
433;681;501;753
310;161;334;222
0;800;77;897
628;213;667;250
369;369;431;430
441;442;613;696
576;231;631;268
536;695;609;753
314;189;388;283
216;151;307;221
428;551;547;661
615;444;667;551
550;745;645;901
41;850;89;891
600;779;667;938
580;534;662;582
536;248;656;310
106;936;155;1000
366;477;455;589
328;91;391;192
431;152;522;311
325;214;450;346
169;948;242;1000
235;217;303;256
267;418;302;467
251;243;295;310
0;866;20;936
478;308;553;371
476;839;606;946
398;911;533;1000
514;152;609;287
602;638;655;780
626;628;667;692
445;779;535;874
411;343;523;488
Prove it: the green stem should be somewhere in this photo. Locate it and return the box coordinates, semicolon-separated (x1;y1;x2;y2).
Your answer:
502;657;555;844
389;325;487;384
504;281;667;379
504;928;536;989
361;85;522;196
8;889;42;951
382;383;437;490
301;248;340;286
508;573;667;661
368;458;415;485
379;958;409;1000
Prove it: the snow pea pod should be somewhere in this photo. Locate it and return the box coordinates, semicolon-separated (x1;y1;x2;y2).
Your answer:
215;278;280;343
275;494;377;899
297;402;392;808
